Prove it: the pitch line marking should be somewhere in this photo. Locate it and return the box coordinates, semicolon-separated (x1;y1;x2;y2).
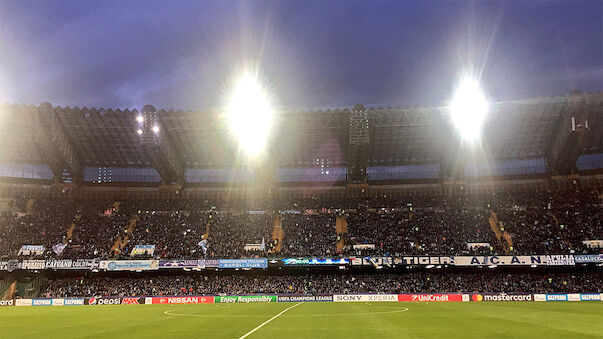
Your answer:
237;302;303;339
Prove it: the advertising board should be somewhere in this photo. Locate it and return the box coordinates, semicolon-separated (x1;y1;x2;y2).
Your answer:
215;295;277;303
15;299;32;306
277;295;333;302
218;259;267;269
64;298;85;306
545;294;568;301
471;294;533;302
151;296;214;304
32;299;52;306
45;259;97;270
159;260;205;269
85;297;122;305
282;258;348;266
0;299;14;307
453;256;548;266
99;260;159;271
398;294;464;302
333;294;398;302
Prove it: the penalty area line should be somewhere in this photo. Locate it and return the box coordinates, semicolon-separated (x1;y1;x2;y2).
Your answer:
237;302;303;339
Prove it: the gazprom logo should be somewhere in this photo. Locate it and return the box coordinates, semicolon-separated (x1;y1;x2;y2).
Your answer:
546;294;567;301
580;294;601;301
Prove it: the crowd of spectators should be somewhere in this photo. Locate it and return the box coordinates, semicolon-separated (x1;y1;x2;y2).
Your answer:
42;270;603;297
345;208;497;256
281;214;337;257
0;199;77;257
496;189;602;254
0;188;601;259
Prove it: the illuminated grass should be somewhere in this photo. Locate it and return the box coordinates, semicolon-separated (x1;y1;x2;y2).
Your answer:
0;302;601;338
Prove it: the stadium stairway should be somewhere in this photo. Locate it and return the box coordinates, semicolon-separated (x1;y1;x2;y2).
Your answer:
0;280;16;300
203;215;211;240
270;215;283;253
110;215;139;255
547;212;572;248
65;214;82;244
488;210;511;254
15;277;43;298
25;199;35;214
336;215;347;253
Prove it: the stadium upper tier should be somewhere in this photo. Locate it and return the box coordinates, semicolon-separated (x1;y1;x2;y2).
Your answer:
0;188;600;259
0;91;601;185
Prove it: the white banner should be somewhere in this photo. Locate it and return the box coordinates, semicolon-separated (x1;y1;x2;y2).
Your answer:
16;299;32;306
21;260;46;270
453;255;549;266
244;244;263;251
582;240;603;248
352;244;376;250
18;245;45;256
467;242;490;250
131;245;155;256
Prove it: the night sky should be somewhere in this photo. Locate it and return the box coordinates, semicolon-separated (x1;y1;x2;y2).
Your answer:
0;1;601;111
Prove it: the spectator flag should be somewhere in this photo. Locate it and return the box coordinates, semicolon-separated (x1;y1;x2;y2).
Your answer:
52;243;67;255
261;237;266;251
198;239;208;254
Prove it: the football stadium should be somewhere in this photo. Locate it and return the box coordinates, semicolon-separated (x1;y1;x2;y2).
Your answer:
0;1;602;338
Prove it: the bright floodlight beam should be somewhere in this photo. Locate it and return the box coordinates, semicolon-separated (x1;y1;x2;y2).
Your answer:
225;75;274;156
449;78;489;141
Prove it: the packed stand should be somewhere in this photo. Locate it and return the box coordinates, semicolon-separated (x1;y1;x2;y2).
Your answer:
0;199;76;257
281;214;337;257
43;270;603;297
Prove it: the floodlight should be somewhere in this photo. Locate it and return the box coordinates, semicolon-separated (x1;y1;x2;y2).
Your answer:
136;129;143;135
449;78;488;140
152;125;159;133
225;75;274;156
136;115;144;123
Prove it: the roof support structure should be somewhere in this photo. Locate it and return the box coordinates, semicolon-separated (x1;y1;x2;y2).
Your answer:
34;103;83;184
347;105;369;184
140;105;185;185
545;92;598;175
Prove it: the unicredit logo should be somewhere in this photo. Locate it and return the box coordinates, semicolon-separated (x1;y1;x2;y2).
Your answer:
412;294;449;302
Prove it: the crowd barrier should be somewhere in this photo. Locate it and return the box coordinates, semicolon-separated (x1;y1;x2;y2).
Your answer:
2;293;601;307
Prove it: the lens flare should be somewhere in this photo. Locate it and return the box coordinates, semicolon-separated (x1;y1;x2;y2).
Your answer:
450;78;489;141
224;74;274;156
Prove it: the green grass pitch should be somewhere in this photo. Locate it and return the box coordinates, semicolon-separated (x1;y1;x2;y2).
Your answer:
0;302;601;338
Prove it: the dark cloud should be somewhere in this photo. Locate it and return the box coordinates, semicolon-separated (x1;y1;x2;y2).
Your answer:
0;1;600;110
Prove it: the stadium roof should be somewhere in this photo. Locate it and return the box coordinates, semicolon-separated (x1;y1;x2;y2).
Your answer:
0;91;601;184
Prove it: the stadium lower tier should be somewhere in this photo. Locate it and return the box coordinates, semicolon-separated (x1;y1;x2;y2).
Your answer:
1;188;601;259
2;267;600;299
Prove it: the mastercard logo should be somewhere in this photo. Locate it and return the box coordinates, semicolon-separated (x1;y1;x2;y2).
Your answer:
472;294;483;302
